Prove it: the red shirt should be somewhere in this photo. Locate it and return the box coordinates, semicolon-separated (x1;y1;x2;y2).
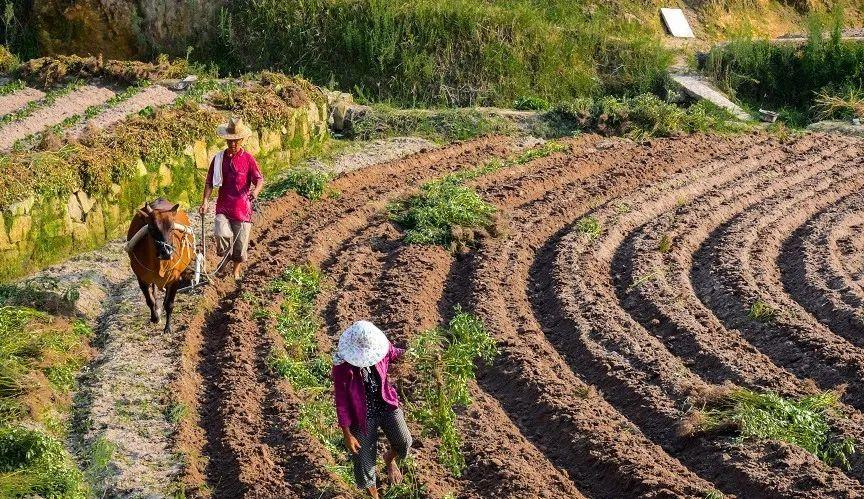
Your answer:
205;149;263;223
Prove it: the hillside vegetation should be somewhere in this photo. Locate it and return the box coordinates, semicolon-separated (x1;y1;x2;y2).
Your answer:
2;0;860;107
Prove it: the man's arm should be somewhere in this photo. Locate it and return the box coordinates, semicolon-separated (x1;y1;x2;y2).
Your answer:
249;155;264;199
200;162;215;214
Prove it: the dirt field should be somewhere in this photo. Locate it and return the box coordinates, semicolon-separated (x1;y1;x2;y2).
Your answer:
175;132;864;498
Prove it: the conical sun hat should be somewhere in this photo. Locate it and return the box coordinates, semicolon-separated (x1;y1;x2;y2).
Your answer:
217;116;254;139
337;321;390;368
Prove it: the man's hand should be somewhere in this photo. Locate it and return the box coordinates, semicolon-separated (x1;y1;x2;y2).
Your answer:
198;201;208;215
343;428;361;454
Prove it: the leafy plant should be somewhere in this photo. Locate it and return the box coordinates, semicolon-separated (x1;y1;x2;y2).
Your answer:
390;176;496;247
408;307;497;475
513;95;550;111
261;166;333;201
575;216;601;241
748;299;777;323
692;388;855;469
0;426;87;498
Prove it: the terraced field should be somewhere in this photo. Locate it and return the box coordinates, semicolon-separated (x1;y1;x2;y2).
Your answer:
0;79;177;150
175;131;864;497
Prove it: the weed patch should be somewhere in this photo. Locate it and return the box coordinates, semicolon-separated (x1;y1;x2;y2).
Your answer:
261;166;333;201
748;299;777;322
658;234;673;254
552;94;748;138
689;388;855;469
0;305;92;497
390;142;565;248
408;307;497;475
575;216;601;241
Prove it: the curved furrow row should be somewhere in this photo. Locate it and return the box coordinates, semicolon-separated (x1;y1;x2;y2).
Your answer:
465;136;770;497
614;140;864;481
546;134;864;496
196;139;519;496
691;139;864;410
781;192;864;343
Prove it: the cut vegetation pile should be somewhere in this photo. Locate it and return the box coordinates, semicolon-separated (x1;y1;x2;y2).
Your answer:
175;131;864;498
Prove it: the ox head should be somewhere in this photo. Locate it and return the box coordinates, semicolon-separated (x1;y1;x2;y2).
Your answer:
139;202;180;261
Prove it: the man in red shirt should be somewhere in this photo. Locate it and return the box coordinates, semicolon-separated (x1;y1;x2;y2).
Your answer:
200;117;264;279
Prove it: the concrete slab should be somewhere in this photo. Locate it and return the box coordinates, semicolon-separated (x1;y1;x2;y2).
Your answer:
660;8;695;38
670;74;751;121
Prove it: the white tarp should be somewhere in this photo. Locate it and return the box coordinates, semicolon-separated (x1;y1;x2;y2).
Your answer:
660;8;695;38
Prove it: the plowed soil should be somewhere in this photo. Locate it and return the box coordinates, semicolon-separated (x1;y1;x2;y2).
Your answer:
177;132;864;498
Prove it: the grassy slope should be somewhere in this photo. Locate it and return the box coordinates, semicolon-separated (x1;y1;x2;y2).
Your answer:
213;0;859;107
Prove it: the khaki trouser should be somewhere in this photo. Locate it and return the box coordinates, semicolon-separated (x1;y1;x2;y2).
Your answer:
215;218;251;262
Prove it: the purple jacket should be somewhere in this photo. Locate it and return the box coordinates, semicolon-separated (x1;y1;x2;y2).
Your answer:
333;343;404;432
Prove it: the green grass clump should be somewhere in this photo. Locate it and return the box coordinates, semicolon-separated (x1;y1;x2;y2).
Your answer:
0;79;23;96
0;306;92;498
513;96;550;111
552;94;747;138
575;216;601;241
694;388;855;469
261;166;333;201
658;234;673;254
0;426;87;498
390;175;495;246
408;307;497;475
748;299;777;323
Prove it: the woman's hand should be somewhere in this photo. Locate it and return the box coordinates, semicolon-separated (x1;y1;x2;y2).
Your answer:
343;427;361;454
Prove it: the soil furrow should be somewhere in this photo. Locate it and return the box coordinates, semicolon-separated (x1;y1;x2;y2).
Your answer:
193;139;522;496
691;140;864;410
780;192;864;343
543;133;864;496
612;140;864;482
0;86;45;116
466;136;759;497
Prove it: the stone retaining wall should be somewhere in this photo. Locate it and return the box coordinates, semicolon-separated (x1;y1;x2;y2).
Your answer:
0;102;328;282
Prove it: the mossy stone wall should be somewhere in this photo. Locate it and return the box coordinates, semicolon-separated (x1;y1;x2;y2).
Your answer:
0;105;328;282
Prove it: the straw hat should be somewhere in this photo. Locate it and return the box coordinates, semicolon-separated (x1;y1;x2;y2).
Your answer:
216;116;253;140
336;321;390;368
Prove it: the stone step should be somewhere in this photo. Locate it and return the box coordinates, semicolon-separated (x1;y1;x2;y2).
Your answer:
0;85;116;150
0;87;46;116
669;74;751;121
67;84;179;139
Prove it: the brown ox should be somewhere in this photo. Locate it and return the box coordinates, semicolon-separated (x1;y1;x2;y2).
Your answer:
127;199;194;334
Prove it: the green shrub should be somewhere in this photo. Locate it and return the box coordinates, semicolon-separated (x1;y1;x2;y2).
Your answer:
408;307;497;475
0;44;19;73
575;216;601;240
706;10;864;125
694;388;855;469
261;167;333;201
514;96;550;111
217;0;671;106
